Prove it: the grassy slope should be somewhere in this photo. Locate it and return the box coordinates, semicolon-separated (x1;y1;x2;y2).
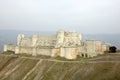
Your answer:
0;54;120;80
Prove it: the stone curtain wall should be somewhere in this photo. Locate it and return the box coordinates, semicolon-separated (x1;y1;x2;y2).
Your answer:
36;48;52;56
60;47;78;59
4;44;16;52
18;34;56;47
17;47;33;55
3;30;111;59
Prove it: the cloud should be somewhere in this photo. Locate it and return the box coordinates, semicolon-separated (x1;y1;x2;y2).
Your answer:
0;0;120;34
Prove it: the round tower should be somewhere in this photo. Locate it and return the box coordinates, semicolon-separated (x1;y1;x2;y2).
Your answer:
78;34;82;41
56;29;65;47
17;34;25;46
32;35;38;47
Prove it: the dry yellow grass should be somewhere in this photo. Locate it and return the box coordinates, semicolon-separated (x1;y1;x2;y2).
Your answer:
0;53;120;80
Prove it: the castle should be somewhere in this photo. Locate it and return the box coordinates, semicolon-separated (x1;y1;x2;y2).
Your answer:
4;30;111;59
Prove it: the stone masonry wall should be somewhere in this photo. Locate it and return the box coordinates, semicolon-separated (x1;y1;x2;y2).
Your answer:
3;30;112;59
4;44;16;52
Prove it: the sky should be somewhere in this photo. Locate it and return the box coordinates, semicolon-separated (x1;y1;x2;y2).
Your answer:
0;0;120;34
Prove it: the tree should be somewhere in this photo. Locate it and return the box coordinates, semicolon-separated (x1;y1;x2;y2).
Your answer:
109;46;117;53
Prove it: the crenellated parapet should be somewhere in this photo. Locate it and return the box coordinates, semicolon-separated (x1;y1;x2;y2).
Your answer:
55;30;82;48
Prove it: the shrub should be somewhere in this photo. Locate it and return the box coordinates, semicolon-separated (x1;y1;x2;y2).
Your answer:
2;50;15;54
109;46;117;53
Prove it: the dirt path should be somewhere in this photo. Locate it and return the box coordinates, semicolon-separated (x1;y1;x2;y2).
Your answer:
1;54;120;63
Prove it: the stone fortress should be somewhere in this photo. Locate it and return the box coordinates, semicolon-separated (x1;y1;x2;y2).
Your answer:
4;30;111;59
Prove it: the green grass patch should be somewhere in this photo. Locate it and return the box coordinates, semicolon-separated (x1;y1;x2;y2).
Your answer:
103;50;120;54
104;50;110;54
17;53;32;57
1;50;15;55
54;55;92;61
116;50;120;53
54;56;72;61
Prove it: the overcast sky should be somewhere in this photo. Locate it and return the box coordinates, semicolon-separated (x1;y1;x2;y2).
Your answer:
0;0;120;34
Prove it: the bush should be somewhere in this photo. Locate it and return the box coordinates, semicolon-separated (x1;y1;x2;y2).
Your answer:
109;46;117;53
2;50;15;54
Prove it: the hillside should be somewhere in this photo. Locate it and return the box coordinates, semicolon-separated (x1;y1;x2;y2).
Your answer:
0;53;120;80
